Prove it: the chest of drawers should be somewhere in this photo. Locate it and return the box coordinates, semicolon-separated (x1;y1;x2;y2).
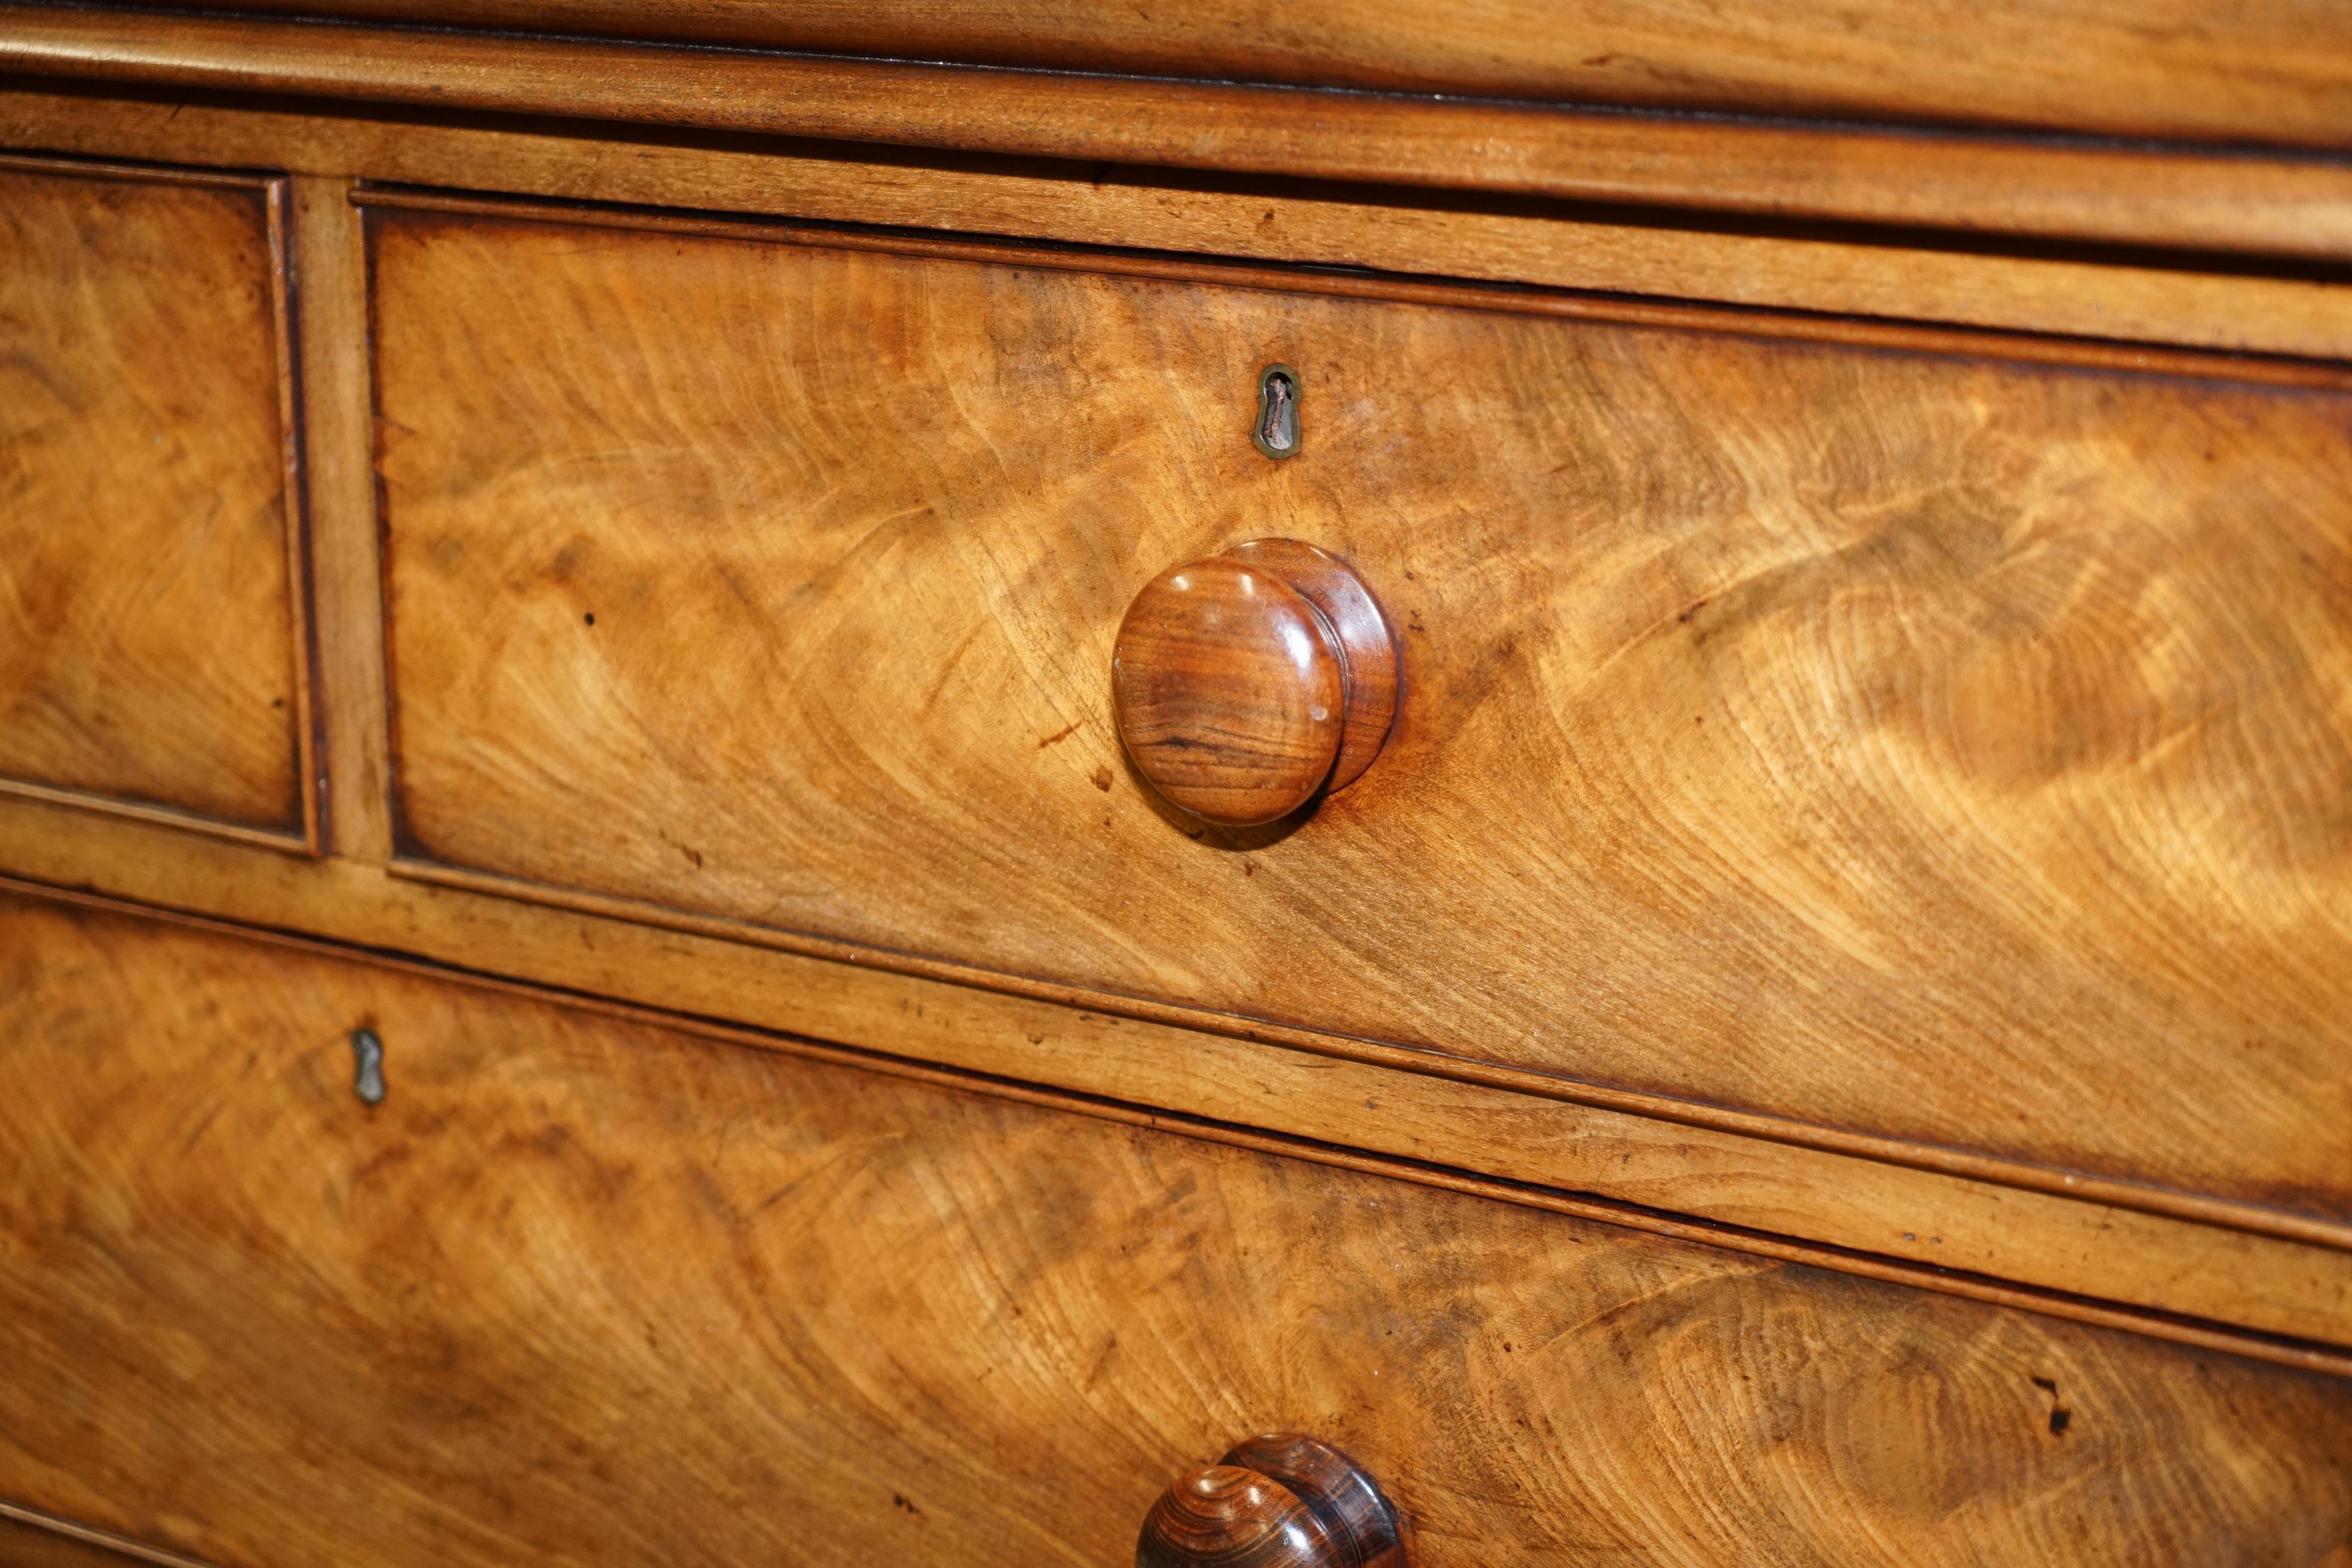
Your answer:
3;5;2350;1564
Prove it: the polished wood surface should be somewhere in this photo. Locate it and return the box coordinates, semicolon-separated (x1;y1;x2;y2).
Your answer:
1139;1469;1339;1568
13;819;2352;1364
14;824;2352;1368
292;173;397;863
0;156;310;845
0;1520;116;1568
14;91;2352;364
38;0;2352;155
1220;1438;1406;1568
1140;1437;1406;1568
367;200;2352;1229
7;11;2351;1559
1111;537;1399;824
0;1505;219;1568
1115;555;1346;826
11;8;2352;264
1223;540;1399;796
7;890;2352;1568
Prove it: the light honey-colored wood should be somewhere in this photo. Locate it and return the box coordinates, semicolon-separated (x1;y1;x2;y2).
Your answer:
0;154;312;846
8;8;2352;1555
363;200;2352;1237
363;190;2352;376
10;4;2352;261
5;807;2351;1367
5;890;2351;1568
145;0;2352;152
9;87;2352;363
291;173;394;862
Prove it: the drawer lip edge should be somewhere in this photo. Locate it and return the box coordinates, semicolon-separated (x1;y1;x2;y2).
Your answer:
379;850;2352;1264
11;863;2352;1384
0;1499;225;1568
10;5;2352;265
0;777;313;858
350;182;2352;391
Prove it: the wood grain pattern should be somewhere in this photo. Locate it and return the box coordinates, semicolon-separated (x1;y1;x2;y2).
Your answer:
0;1505;221;1568
1115;556;1347;826
12;8;2352;261
1223;540;1399;795
1138;1469;1340;1568
292;173;395;862
361;189;2352;374
13;88;2352;363
1112;538;1398;823
1138;1437;1407;1568
0;155;310;843
138;0;2352;152
1215;1437;1406;1568
11;808;2352;1362
367;203;2352;1230
0;1520;118;1568
5;890;2352;1568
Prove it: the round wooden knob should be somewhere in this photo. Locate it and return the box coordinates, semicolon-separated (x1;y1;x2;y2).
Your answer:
1112;540;1398;826
1136;1435;1407;1568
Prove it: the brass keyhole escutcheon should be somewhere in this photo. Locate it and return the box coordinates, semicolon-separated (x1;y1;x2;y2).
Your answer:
1254;364;1301;459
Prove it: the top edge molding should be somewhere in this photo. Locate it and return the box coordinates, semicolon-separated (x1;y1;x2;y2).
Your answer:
3;4;2352;264
65;0;2352;155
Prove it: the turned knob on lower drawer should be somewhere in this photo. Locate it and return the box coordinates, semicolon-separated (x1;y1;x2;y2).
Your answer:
1137;1434;1406;1568
1112;539;1398;827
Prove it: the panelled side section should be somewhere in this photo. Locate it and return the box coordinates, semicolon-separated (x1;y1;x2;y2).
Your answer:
0;154;314;849
365;200;2352;1230
2;890;2350;1568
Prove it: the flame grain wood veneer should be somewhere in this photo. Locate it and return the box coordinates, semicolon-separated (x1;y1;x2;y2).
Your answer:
4;5;2352;1561
0;157;315;849
365;197;2352;1233
5;893;2352;1568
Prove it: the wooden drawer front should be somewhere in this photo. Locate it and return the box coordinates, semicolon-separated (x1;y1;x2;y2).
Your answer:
0;156;310;846
370;198;2352;1230
5;891;2350;1567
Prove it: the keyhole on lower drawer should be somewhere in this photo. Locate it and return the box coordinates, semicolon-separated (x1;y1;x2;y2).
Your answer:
1254;364;1301;459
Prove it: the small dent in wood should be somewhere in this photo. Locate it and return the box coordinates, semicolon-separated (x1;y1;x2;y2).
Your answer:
2030;1375;2072;1436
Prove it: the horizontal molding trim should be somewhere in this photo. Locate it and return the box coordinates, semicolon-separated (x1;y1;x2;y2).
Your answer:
4;4;2352;265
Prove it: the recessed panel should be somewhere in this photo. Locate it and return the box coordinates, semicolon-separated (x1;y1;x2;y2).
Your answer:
0;158;307;843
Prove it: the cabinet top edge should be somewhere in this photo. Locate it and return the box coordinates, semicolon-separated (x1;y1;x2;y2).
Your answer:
7;4;2352;266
